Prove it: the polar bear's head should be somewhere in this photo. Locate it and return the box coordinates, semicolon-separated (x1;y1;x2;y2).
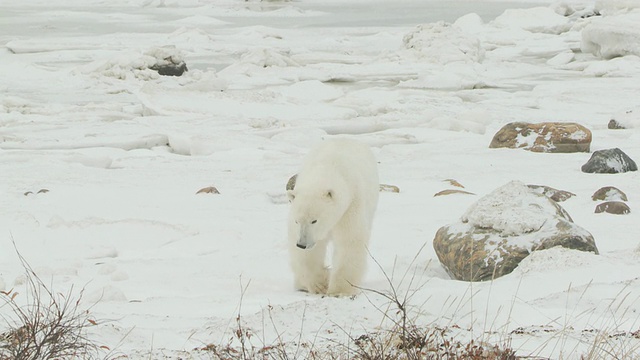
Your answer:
287;187;350;250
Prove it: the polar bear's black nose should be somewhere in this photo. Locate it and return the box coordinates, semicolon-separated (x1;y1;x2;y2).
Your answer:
296;243;307;249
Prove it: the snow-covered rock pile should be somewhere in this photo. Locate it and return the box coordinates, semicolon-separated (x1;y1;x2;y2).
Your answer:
80;47;188;80
433;181;598;282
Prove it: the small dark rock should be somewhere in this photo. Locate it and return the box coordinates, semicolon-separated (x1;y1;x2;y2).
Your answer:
580;10;601;18
380;184;400;193
581;148;638;174
608;119;626;129
444;179;465;188
196;186;220;195
434;189;475;197
286;174;297;191
595;201;630;215
24;189;49;196
150;62;188;76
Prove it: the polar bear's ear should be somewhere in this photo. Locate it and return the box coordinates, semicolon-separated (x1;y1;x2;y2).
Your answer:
287;190;296;202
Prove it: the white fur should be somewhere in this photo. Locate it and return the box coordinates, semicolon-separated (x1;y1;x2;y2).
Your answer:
287;139;379;296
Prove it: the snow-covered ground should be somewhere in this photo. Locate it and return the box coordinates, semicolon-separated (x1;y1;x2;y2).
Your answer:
2;0;640;358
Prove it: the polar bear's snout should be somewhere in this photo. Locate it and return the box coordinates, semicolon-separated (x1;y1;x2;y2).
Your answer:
296;226;315;250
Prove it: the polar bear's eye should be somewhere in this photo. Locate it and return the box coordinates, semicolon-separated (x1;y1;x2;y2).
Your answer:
311;220;317;224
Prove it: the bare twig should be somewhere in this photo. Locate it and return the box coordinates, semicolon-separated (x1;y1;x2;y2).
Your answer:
0;237;112;360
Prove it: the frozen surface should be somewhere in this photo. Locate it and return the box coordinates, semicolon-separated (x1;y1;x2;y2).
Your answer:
2;0;640;358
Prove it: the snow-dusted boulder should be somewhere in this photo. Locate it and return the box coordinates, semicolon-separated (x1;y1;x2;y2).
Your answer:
581;13;640;59
592;186;628;201
492;7;571;34
527;184;575;202
595;201;631;215
489;122;592;153
581;148;638;173
402;22;484;63
79;46;188;80
145;47;188;76
433;181;598;282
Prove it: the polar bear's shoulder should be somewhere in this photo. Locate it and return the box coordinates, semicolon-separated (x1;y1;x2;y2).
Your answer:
296;139;378;195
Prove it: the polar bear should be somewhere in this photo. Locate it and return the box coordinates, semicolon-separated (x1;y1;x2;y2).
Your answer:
287;138;379;296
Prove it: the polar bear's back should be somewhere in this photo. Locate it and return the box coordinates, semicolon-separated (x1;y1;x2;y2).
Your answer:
297;138;379;215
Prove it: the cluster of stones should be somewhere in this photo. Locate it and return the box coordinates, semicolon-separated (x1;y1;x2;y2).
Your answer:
433;121;636;282
592;186;630;215
490;122;637;173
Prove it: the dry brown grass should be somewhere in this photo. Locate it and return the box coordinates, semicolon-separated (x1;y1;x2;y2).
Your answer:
0;241;113;360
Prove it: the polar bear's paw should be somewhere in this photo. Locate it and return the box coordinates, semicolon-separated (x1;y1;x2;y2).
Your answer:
327;278;357;297
295;267;329;294
306;280;328;294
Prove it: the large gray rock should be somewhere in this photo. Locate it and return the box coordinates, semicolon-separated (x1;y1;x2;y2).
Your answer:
489;122;592;153
433;181;598;282
581;148;637;174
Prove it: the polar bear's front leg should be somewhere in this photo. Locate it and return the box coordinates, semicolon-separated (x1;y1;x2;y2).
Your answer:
290;240;329;294
327;231;368;296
